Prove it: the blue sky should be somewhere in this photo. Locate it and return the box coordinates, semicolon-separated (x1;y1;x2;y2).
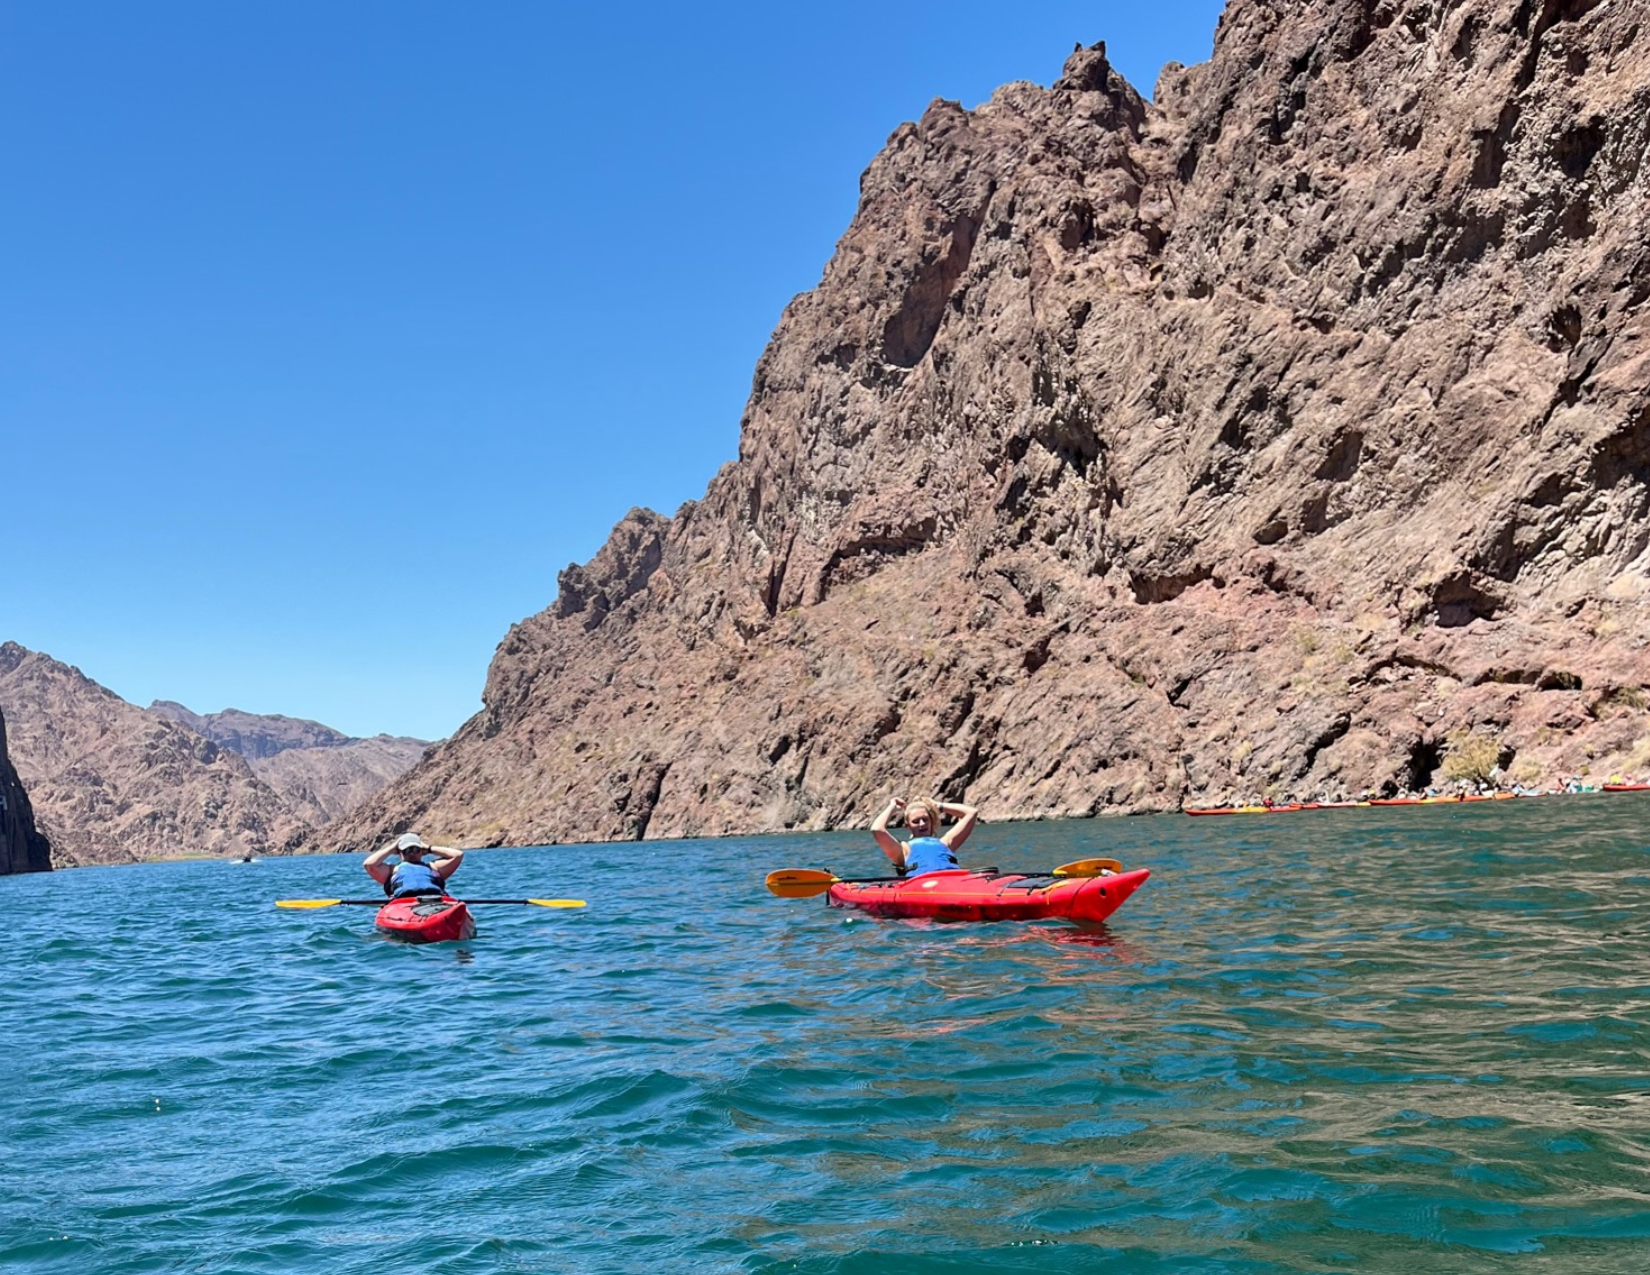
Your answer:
2;0;1225;741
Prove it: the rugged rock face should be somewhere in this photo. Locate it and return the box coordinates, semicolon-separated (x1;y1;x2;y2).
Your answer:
149;701;429;824
0;643;427;864
322;0;1650;851
0;643;305;864
0;707;51;875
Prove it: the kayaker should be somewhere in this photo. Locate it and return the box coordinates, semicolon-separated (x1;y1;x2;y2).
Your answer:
871;796;979;877
364;833;464;898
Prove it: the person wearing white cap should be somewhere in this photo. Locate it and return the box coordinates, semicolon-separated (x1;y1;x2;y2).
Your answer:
363;833;465;898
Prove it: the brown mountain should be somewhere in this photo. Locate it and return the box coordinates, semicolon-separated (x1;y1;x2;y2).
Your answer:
0;706;51;875
148;702;354;759
321;0;1650;851
149;701;429;825
0;643;430;865
0;643;304;864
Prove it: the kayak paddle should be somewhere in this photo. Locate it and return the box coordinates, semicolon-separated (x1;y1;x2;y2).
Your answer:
766;859;1124;898
764;869;897;898
1052;857;1123;877
275;897;586;909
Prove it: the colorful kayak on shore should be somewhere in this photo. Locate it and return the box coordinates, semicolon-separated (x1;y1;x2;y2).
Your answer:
826;867;1150;926
375;895;476;943
1185;804;1303;816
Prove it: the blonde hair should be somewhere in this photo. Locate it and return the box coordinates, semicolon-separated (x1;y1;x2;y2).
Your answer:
905;798;941;829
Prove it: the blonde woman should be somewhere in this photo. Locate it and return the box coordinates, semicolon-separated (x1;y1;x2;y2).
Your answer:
870;796;979;878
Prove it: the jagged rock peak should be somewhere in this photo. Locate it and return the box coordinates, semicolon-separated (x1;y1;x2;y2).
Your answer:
1052;40;1148;133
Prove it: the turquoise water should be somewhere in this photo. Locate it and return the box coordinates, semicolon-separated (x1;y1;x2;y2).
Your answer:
6;798;1650;1273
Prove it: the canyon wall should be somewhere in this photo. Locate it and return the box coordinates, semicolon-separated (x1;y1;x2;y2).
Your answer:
0;707;51;875
321;0;1650;850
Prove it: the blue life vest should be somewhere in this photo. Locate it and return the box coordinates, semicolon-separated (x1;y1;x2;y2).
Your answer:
904;836;958;877
387;860;445;898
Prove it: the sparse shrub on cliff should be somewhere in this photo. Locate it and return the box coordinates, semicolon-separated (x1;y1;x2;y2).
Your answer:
1594;686;1648;717
1439;730;1503;786
1622;733;1650;775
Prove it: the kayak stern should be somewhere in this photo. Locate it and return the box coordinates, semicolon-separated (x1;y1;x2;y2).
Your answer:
374;895;476;943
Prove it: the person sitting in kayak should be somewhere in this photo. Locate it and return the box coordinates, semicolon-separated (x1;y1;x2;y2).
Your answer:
363;833;464;898
871;796;979;877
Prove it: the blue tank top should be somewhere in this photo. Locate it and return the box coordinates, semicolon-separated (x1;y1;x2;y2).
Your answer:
904;836;958;877
387;861;444;898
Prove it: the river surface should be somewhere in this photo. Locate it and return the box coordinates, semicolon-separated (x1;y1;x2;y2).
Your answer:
6;797;1650;1273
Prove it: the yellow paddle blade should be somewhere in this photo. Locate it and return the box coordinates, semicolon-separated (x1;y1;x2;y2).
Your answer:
1052;857;1124;878
525;898;586;908
275;899;345;909
765;869;839;898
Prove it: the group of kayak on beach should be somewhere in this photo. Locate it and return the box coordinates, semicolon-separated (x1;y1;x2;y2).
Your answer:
1192;773;1650;815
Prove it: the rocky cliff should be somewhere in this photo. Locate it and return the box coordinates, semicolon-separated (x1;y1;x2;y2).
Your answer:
321;0;1650;850
0;644;427;864
0;707;51;875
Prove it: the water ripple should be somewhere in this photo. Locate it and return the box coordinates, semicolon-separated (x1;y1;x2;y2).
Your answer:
5;804;1650;1271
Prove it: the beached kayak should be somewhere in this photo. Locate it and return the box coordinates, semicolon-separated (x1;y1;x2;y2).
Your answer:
1185;804;1303;816
374;895;475;943
827;867;1150;925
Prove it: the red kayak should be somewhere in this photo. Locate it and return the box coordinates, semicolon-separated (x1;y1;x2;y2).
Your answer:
375;895;476;943
827;867;1149;925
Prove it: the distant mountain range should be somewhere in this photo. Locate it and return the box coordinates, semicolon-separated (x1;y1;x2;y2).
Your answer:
147;701;430;825
0;642;431;867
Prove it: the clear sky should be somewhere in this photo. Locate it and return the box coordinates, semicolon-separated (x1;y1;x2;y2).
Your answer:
2;0;1226;742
